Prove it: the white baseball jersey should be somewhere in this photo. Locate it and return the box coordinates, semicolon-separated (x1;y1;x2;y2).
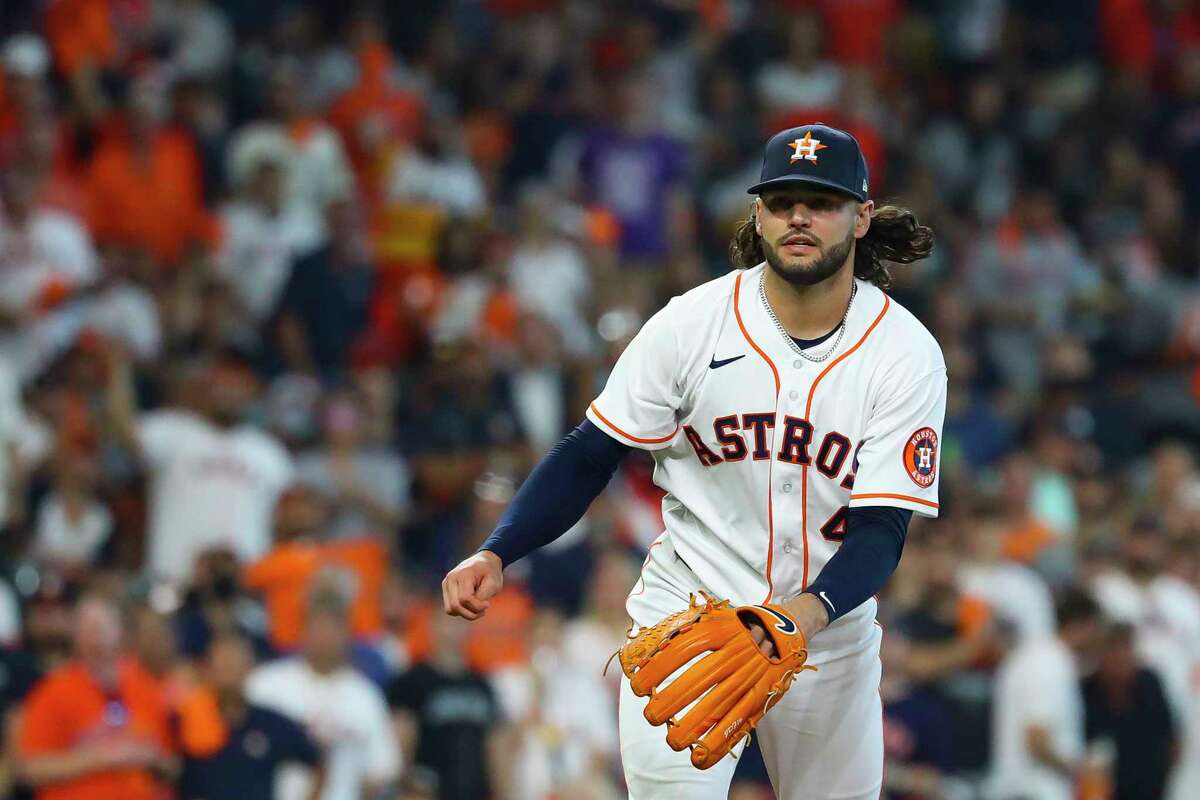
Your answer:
588;263;946;659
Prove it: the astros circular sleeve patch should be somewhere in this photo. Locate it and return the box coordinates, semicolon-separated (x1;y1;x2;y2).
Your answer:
903;427;938;488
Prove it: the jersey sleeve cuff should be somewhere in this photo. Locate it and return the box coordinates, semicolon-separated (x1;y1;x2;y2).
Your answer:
585;402;679;451
848;492;940;518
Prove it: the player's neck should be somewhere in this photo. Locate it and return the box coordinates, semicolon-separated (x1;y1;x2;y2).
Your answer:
762;262;855;340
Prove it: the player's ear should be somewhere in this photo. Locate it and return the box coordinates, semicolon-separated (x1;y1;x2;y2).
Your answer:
854;200;873;239
753;199;762;236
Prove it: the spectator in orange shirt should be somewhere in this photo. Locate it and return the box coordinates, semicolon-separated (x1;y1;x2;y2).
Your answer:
17;593;177;800
244;484;387;652
85;71;213;267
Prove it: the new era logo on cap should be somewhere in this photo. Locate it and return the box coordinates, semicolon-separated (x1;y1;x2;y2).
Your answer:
748;123;870;202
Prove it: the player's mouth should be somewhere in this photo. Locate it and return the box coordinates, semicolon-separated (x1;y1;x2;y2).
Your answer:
780;234;818;255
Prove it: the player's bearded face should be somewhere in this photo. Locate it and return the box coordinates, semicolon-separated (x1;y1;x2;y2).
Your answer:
757;191;857;287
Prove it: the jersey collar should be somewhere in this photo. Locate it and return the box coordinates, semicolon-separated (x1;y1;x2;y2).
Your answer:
737;263;886;369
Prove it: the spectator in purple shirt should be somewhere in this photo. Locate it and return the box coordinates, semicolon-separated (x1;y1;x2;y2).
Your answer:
575;72;689;264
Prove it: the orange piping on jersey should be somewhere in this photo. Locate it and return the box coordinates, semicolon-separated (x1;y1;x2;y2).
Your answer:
588;402;679;444
849;492;939;509
799;294;892;591
733;273;781;603
628;537;665;598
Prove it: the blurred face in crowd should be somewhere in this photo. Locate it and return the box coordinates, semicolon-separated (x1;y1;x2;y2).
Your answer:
968;517;1007;564
755;187;870;288
786;12;824;65
303;607;350;673
431;605;471;662
266;65;301;120
74;596;123;668
273;484;329;541
204;362;257;427
0;167;37;223
322;394;364;450
133;607;178;676
207;635;254;698
1123;523;1166;578
248;160;287;214
1097;625;1137;685
26;596;73;661
587;551;637;619
1152;442;1195;495
529;608;565;652
515;314;559;365
55;444;100;491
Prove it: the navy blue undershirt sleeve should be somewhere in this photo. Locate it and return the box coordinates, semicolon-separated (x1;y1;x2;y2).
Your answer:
479;419;630;567
803;506;912;623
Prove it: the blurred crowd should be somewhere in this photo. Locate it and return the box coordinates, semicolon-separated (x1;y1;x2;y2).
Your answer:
1;0;1200;798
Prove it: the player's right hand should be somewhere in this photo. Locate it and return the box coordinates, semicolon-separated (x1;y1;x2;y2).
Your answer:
442;550;504;620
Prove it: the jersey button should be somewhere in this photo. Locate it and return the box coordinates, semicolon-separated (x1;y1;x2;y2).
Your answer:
783;541;793;554
792;359;803;369
789;390;799;401
781;482;792;493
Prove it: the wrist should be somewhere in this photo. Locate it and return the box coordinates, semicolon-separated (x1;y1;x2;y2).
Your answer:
782;593;830;641
476;549;504;569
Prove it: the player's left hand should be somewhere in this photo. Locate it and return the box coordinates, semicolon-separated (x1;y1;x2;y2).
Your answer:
618;595;816;769
746;620;778;658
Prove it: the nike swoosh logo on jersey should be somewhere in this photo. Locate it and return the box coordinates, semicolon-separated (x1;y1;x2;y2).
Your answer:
755;605;797;635
708;354;746;369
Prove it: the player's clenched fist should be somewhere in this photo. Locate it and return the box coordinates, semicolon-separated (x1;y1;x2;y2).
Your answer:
442;550;503;620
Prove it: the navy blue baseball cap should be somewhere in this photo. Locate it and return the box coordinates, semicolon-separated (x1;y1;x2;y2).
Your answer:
747;123;870;201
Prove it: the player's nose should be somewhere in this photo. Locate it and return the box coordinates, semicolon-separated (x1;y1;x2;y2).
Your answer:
785;204;814;227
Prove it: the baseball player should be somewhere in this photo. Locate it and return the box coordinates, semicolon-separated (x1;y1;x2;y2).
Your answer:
443;122;945;799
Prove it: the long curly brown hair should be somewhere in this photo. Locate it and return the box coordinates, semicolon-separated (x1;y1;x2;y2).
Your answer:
727;203;934;290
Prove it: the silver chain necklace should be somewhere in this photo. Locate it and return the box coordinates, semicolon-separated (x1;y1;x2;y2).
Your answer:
758;276;857;363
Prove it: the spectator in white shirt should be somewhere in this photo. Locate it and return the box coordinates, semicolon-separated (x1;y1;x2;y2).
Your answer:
227;59;353;222
295;389;408;540
754;12;843;119
958;512;1056;643
989;588;1103;800
217;154;324;322
105;347;293;583
31;442;113;575
0;165;98;379
507;183;594;358
246;586;400;800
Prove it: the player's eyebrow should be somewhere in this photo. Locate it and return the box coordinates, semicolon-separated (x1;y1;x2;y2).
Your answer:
762;191;849;209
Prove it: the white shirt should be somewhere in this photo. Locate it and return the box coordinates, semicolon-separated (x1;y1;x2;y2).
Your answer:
0;208;96;313
507;239;593;356
989;636;1083;800
588;266;946;661
0;359;21;526
32;494;113;567
1091;569;1200;723
490;647;618;800
246;657;400;800
958;561;1056;642
228;122;353;215
217;201;324;320
756;61;844;114
138;410;293;581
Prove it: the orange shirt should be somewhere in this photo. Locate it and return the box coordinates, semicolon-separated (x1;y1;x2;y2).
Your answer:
19;659;173;800
45;0;118;78
85;125;213;265
405;585;534;674
243;538;388;650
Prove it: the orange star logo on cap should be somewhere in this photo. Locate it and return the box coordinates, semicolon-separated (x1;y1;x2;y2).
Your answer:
788;132;828;164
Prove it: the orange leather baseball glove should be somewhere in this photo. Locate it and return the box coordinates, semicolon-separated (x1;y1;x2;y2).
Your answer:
617;593;815;769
